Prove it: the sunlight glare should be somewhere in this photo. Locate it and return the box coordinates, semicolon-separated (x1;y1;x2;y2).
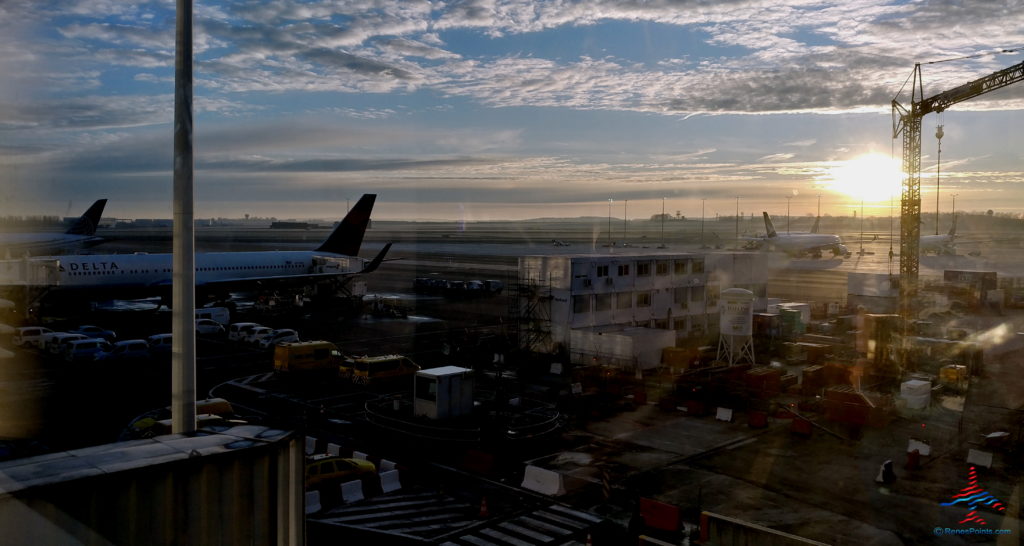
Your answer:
826;154;903;203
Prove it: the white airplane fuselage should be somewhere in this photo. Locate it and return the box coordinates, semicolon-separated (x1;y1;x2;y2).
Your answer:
53;250;360;290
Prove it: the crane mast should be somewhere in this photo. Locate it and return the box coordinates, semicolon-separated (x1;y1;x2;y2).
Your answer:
891;59;1024;330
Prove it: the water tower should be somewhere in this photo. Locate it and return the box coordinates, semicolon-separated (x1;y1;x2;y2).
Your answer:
717;288;755;365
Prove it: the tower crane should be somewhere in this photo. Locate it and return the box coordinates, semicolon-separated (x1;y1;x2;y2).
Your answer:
891;58;1024;327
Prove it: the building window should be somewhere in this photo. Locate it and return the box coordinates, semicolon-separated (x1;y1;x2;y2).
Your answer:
595;293;612;311
616;292;632;309
692;259;705;273
674;287;689;307
582;278;592;288
636;292;651;307
674;260;688;275
673;318;688;331
617;264;630;276
573;295;591;314
656;261;669;276
596;265;609;277
691;287;705;303
637;262;651;277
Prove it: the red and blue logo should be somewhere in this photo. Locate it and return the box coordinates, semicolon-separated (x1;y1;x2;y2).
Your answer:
940;466;1005;525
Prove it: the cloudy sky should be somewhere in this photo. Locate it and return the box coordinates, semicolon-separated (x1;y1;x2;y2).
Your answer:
2;0;1023;221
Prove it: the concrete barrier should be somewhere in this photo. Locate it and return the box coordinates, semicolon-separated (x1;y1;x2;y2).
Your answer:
305;436;317;455
520;465;566;496
352;450;368;460
305;491;321;515
327;443;342;456
380;459;396;472
380;470;402;494
716;407;733;422
340;480;364;504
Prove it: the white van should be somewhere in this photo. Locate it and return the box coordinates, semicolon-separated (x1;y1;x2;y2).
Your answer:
228;322;262;342
195;307;230;325
13;326;54;348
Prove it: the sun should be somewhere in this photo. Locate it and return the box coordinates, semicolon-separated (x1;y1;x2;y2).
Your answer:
825;153;903;203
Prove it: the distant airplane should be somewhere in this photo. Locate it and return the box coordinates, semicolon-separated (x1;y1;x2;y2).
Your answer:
748;211;848;258
3;194;389;306
0;199;107;257
920;214;957;255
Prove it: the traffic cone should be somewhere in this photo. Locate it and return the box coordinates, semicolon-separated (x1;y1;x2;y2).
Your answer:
479;496;489;518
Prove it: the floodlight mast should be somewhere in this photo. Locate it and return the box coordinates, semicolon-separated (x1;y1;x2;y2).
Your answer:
891;59;1024;331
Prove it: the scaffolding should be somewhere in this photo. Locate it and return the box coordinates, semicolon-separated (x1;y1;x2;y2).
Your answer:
508;273;554;354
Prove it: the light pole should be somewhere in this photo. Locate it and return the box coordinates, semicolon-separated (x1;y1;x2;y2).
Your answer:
936;124;944;235
785;195;792;234
700;198;706;248
951;193;958;218
607;199;612;251
817;193;821;219
735;196;740;249
623;199;628;246
659;197;666;248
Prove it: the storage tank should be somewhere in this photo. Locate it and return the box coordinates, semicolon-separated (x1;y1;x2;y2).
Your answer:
720;288;754;336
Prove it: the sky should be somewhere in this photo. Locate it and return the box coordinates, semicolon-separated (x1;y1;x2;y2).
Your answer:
1;0;1023;221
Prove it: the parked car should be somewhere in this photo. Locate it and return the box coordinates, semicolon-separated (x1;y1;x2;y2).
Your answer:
244;326;274;345
304;455;376;490
228;322;262;342
68;325;117;342
12;326;54;348
147;333;173;355
64;338;112;362
39;331;68;351
195;319;226;336
258;329;300;349
48;333;89;355
95;340;150;362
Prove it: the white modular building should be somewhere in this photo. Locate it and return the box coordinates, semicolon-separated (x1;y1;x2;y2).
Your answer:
517;253;714;368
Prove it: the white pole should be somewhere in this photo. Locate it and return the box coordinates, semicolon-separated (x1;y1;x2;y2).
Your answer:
172;0;196;434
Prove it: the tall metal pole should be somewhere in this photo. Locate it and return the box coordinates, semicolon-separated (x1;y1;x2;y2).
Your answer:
935;125;944;235
700;198;705;248
607;199;612;251
817;193;821;219
734;196;739;249
786;195;792;234
623;200;628;245
660;197;665;248
172;0;196;434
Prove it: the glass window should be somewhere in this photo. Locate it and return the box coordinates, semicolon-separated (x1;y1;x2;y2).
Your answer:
637;262;651;277
595;293;612;311
573;295;591;314
616;292;632;309
596;265;609;277
656;261;669;276
617;264;630;276
692;259;705;273
636;292;651;307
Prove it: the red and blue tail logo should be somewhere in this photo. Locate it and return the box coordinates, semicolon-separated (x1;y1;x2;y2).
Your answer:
940;466;1005;525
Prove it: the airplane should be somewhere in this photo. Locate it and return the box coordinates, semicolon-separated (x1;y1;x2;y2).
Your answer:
0;199;108;257
920;214;957;255
748;211;848;258
3;194;390;307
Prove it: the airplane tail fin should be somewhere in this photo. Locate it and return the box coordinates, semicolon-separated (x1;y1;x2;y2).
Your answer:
315;194;376;256
360;243;392;274
65;199;107;235
762;212;777;238
948;213;958;237
810;216;821;234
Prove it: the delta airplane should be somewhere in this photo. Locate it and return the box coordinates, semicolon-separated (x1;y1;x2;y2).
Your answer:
0;199;107;257
920;215;957;255
14;194;389;305
751;211;848;258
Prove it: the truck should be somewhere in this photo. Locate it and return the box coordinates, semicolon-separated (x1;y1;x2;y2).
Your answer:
273;340;344;374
